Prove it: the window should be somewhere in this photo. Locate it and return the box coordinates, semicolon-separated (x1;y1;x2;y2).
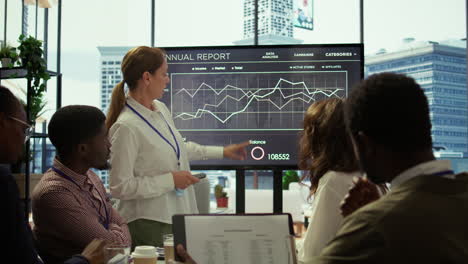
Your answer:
155;0;243;47
365;0;467;156
5;0;467;214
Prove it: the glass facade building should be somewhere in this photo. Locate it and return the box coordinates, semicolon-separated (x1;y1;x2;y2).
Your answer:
5;0;464;213
365;40;467;156
97;47;131;185
235;0;302;45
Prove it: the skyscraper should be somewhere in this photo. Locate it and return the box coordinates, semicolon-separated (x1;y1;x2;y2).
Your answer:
235;0;303;45
97;46;131;185
97;46;131;113
366;39;467;156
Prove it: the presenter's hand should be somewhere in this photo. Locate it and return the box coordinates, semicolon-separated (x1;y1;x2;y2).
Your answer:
80;239;107;264
177;244;197;264
340;177;380;217
172;171;200;189
223;141;249;160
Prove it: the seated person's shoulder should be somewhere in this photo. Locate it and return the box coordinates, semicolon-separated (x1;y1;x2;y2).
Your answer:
346;185;433;235
317;204;387;263
0;164;10;175
32;171;75;201
346;191;402;226
456;172;468;180
0;166;19;201
0;166;14;184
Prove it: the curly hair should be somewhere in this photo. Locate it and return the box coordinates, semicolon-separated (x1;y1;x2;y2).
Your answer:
299;98;359;195
48;105;106;159
344;72;432;152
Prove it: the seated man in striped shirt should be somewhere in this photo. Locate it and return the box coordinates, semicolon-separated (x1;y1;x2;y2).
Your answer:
32;105;131;264
1;86;107;264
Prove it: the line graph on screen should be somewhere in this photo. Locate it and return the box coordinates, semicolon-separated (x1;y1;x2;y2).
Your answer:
170;71;348;131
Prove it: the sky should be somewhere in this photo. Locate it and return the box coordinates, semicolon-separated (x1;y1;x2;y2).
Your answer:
1;0;466;120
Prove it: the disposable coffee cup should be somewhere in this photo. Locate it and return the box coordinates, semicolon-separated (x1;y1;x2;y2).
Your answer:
131;246;158;264
163;234;175;264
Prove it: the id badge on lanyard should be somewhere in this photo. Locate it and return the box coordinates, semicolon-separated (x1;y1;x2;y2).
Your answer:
126;103;185;196
52;167;110;229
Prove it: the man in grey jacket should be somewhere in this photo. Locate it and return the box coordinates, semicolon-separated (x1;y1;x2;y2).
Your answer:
314;72;468;263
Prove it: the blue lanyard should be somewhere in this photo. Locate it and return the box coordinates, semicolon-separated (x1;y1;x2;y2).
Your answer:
126;102;181;167
51;167;110;230
430;170;454;177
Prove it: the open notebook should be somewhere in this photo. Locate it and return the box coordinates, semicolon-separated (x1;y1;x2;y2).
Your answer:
173;213;297;264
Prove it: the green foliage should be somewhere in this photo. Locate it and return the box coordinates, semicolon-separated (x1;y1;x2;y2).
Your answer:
214;184;228;198
0;43;18;59
282;170;300;190
0;43;19;67
17;34;49;121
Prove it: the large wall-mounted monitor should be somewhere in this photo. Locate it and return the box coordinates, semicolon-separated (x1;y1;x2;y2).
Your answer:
162;44;364;168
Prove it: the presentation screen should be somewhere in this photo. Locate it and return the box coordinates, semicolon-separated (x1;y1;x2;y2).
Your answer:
161;44;363;167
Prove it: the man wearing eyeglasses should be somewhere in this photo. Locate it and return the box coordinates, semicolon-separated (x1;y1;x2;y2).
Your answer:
0;85;107;264
9;116;34;142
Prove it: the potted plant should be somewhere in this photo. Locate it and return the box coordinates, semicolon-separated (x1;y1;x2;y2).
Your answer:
11;35;50;199
17;34;49;122
282;170;300;190
214;184;228;208
0;43;18;68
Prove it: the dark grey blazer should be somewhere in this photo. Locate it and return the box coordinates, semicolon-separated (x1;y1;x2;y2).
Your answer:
312;173;468;264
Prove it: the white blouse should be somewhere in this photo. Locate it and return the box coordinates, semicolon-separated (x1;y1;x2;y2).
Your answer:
298;170;360;262
108;96;223;224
